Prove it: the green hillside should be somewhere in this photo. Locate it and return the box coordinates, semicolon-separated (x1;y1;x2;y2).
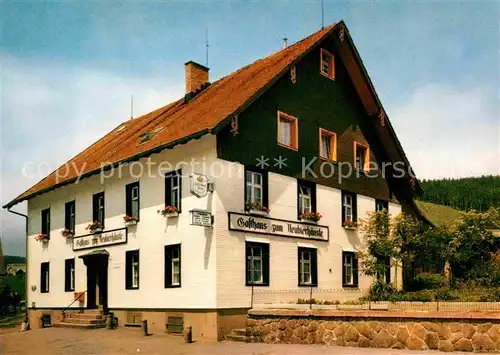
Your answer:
418;175;499;212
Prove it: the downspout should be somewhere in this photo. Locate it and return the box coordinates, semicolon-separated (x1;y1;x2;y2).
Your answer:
6;207;29;327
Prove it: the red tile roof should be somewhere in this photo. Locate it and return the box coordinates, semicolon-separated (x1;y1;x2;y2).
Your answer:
5;24;339;207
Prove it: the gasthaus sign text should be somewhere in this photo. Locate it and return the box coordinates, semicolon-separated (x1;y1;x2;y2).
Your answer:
228;213;328;241
73;228;128;251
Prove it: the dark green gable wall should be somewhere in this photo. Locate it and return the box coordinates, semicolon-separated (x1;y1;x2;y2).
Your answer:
217;36;394;202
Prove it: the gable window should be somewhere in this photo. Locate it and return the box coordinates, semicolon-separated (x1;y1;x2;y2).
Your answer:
92;192;105;227
246;242;269;286
320;48;335;79
298;247;318;286
65;258;75;292
376;199;389;212
277;111;298;150
245;167;268;209
297;180;316;217
41;262;50;293
341;191;357;224
319;129;337;161
126;250;140;289
126;182;140;220
41;208;50;237
354;142;370;171
165;170;182;212
342;251;358;287
64;201;76;232
165;244;181;288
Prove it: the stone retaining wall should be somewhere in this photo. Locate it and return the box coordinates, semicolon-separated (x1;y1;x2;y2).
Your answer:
246;309;500;352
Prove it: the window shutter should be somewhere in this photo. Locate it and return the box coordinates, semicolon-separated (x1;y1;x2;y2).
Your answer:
177;245;182;286
353;194;358;221
353;253;359;287
262;171;269;208
311;184;317;214
311;249;318;286
125;184;132;217
64;260;70;291
262;243;270;285
92;194;99;222
341;252;346;286
125;252;132;289
41;263;46;292
165;175;172;207
165;246;172;287
177;172;182;212
64;203;70;230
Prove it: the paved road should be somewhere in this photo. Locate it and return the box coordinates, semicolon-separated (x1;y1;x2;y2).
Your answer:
1;327;464;355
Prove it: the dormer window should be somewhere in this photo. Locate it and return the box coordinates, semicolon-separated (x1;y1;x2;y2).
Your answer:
277;111;298;150
320;49;335;80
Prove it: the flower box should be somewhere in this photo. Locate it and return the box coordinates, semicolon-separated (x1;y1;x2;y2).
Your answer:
86;221;104;234
61;229;75;237
299;212;322;223
248;209;269;216
343;220;358;230
245;201;270;216
123;216;138;226
35;233;50;242
158;206;179;218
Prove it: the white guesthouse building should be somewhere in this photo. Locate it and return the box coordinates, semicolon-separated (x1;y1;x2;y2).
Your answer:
5;22;421;340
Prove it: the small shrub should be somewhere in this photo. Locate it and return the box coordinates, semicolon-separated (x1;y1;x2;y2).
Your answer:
366;281;397;301
410;273;445;291
392;290;434;302
435;287;460;301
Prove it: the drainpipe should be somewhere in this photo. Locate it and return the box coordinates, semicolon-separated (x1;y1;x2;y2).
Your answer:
6;207;29;326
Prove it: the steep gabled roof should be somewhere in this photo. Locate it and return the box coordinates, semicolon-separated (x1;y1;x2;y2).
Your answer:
414;200;463;230
4;21;420;208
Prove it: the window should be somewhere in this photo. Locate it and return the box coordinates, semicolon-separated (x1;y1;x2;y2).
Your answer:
92;192;105;227
41;208;50;237
277;111;298;150
297;180;316;217
126;250;140;289
341;191;357;223
298;247;318;286
245;167;268;208
245;242;269;286
165;244;181;288
320;48;335;79
41;262;50;293
126;182;140;220
65;201;76;232
354;142;370;171
165;170;181;212
65;259;75;292
376;199;388;212
342;252;358;287
319;129;337;161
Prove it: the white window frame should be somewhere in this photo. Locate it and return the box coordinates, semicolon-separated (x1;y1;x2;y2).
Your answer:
170;175;180;209
131;253;139;289
98;195;105;224
171;247;181;286
246;171;263;204
247;245;264;284
69;203;75;231
131;185;139;218
69;261;75;291
344;253;354;285
298;185;312;215
343;195;353;221
299;249;312;285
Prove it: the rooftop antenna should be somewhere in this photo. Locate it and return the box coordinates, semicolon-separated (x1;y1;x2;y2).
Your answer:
205;27;210;67
321;0;325;29
130;94;134;120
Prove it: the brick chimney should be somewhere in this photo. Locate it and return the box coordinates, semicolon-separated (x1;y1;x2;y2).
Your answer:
185;61;209;94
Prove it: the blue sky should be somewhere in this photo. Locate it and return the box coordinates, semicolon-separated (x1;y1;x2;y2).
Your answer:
1;1;499;255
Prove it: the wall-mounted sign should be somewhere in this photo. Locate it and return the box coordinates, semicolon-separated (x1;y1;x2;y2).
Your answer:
228;213;329;241
73;228;127;251
190;209;213;227
190;173;209;198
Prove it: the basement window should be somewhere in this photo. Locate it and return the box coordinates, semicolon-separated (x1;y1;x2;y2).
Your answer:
320;48;335;80
277;111;298;150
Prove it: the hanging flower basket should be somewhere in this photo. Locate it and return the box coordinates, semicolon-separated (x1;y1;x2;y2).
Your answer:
343;220;358;230
300;212;322;223
123;215;138;226
245;201;270;216
35;233;50;242
86;221;103;233
61;229;75;237
158;206;179;217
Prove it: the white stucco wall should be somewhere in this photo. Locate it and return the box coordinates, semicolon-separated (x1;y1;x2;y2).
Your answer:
27;135;218;310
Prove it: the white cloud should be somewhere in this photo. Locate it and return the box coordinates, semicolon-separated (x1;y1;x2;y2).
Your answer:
389;84;500;179
1;54;183;255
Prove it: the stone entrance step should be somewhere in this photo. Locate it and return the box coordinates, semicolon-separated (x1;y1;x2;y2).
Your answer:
53;310;106;329
225;328;250;342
